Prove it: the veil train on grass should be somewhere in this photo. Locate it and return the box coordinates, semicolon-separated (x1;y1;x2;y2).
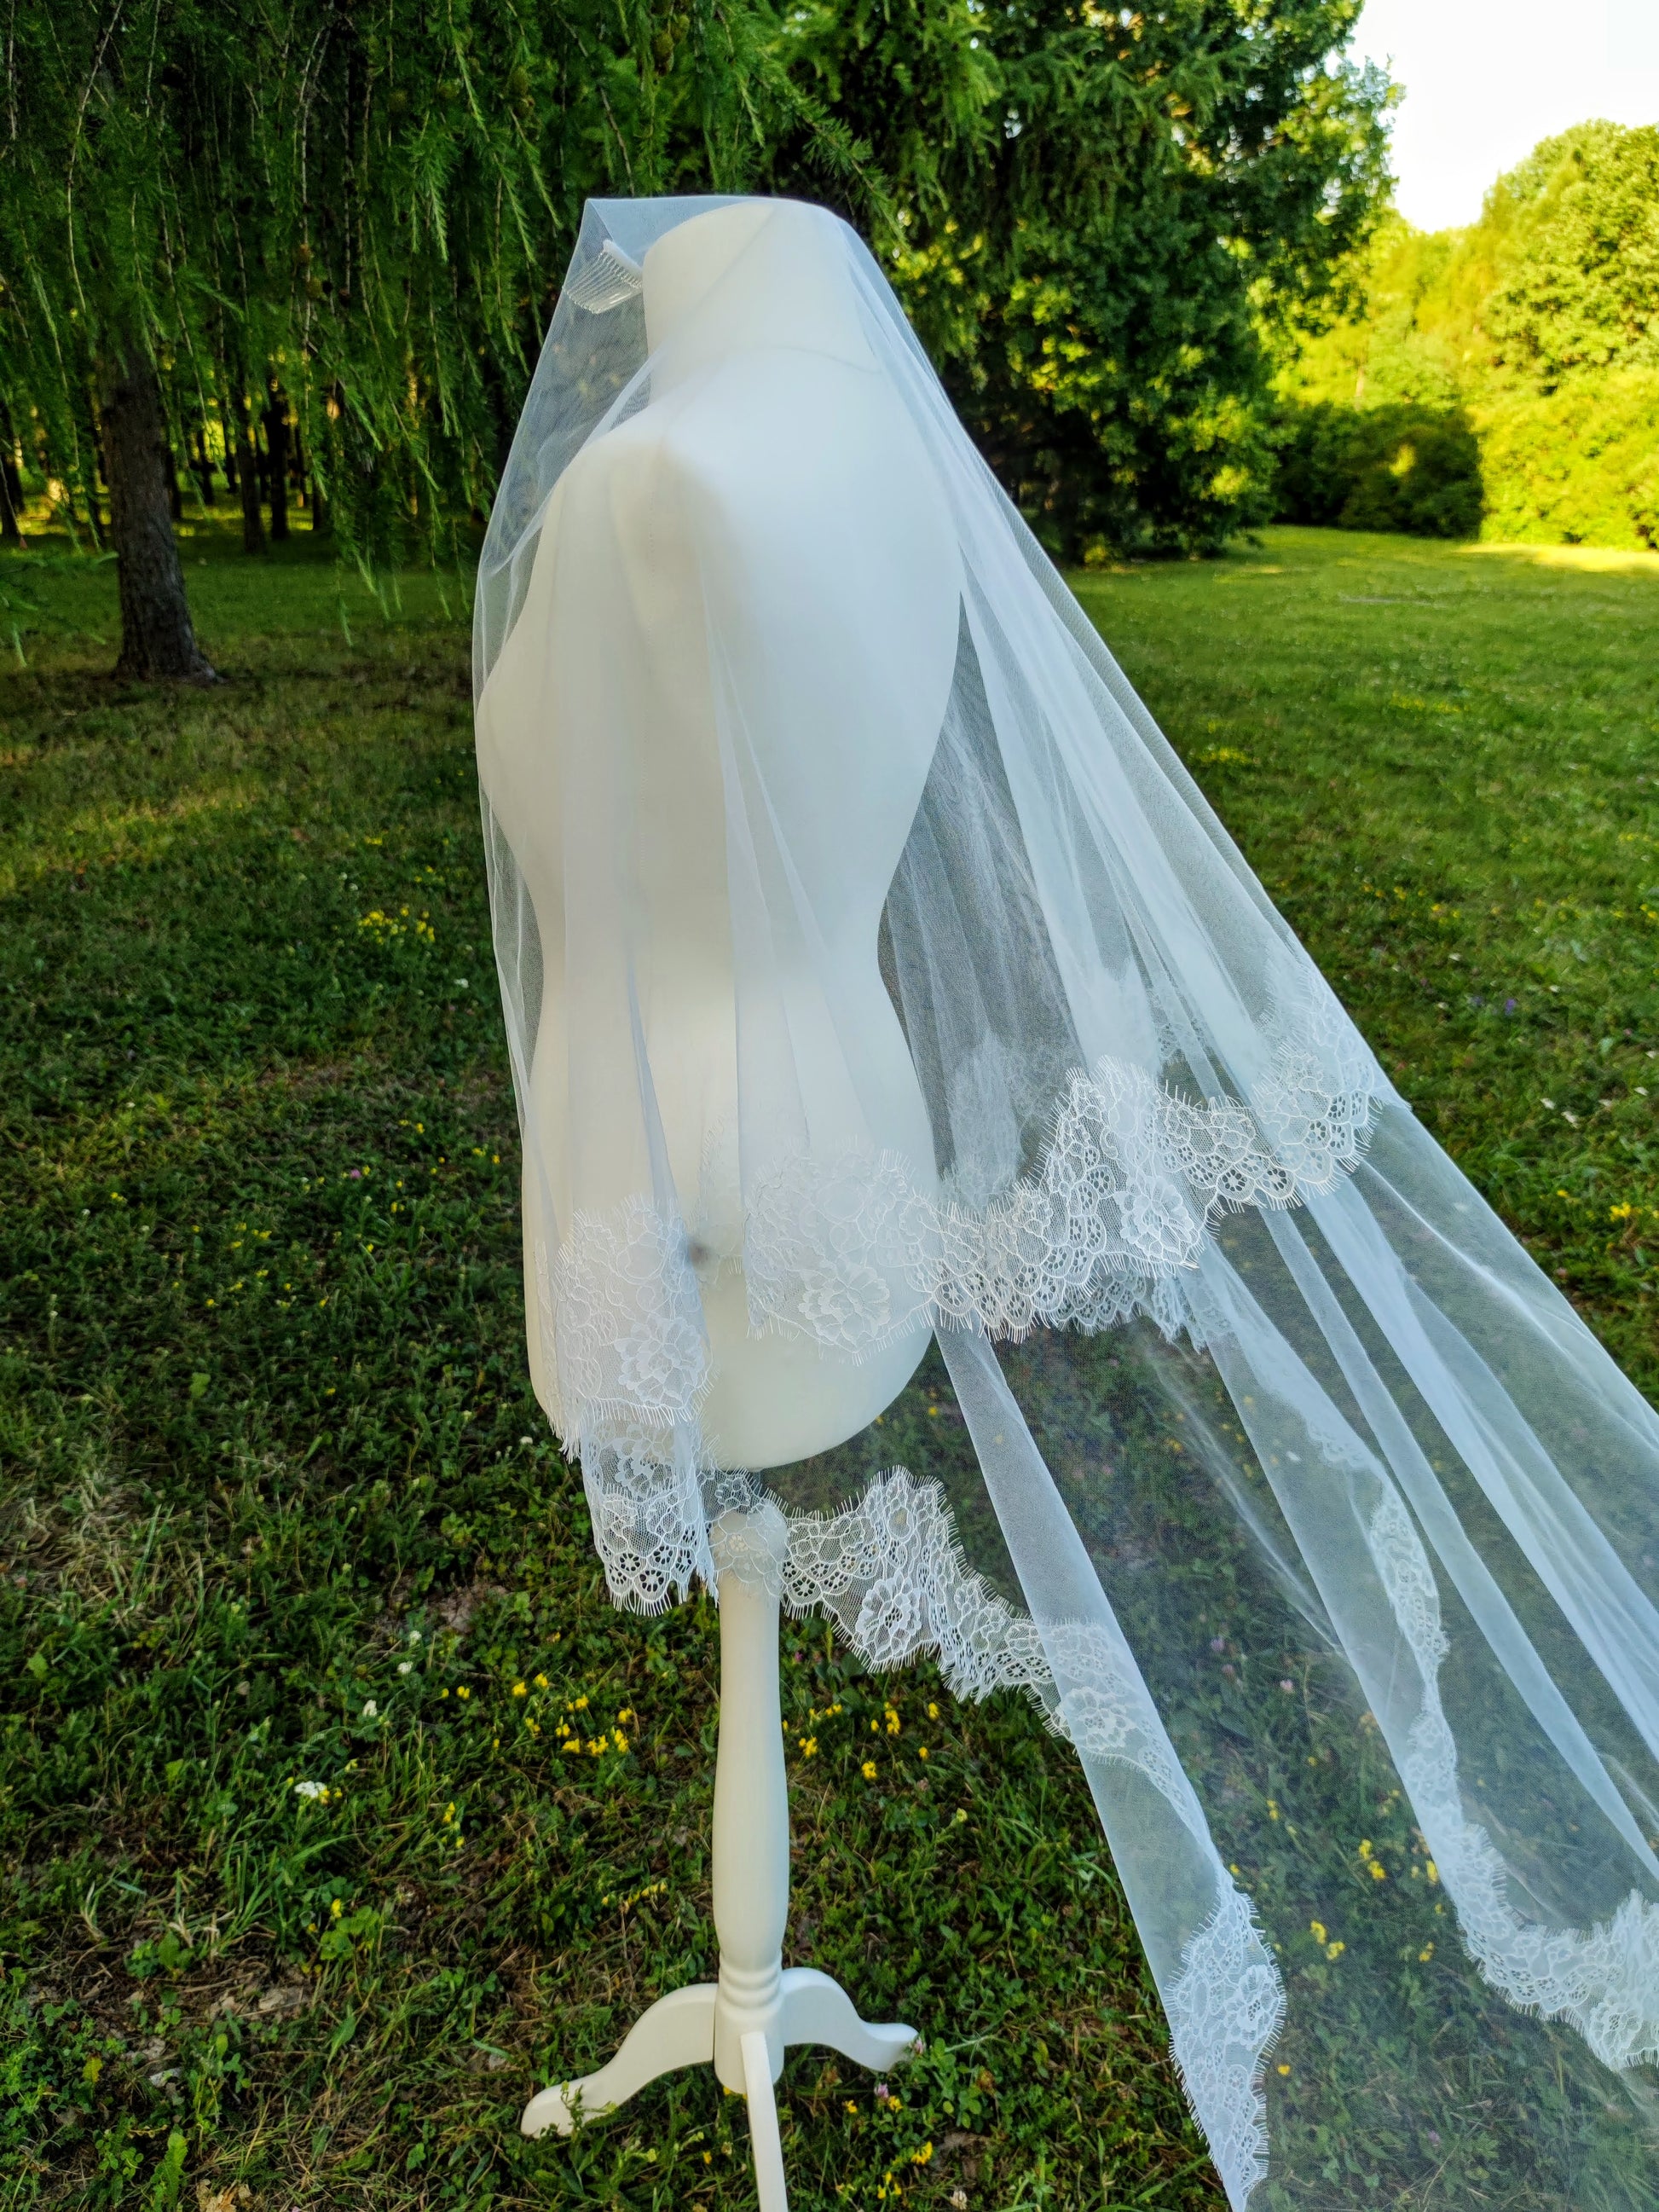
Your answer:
474;194;1659;2208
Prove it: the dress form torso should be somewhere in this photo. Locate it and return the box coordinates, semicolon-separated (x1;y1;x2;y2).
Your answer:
477;202;962;1468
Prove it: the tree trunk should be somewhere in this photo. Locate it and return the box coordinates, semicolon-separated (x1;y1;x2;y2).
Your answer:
0;405;22;544
101;350;216;682
0;458;20;546
228;380;266;555
192;425;217;507
264;385;290;542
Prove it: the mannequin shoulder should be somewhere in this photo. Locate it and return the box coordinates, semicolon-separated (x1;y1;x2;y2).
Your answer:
552;405;716;560
560;361;929;539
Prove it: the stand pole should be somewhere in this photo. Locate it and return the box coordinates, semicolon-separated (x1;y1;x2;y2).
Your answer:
521;1509;917;2206
711;1526;791;2090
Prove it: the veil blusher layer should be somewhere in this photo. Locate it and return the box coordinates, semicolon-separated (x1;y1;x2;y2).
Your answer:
474;194;1659;2207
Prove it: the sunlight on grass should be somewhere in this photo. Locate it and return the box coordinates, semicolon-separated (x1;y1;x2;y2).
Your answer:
1460;541;1659;577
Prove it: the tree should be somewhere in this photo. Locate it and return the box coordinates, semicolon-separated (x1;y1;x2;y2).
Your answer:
1486;123;1659;388
1278;121;1659;552
3;0;1392;657
779;0;1394;557
0;0;864;668
0;6;218;677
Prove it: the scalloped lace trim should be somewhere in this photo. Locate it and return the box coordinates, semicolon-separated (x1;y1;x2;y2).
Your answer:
706;1468;1053;1700
590;1456;1281;2204
1367;1489;1659;2071
548;1010;1384;1448
1165;1889;1284;2209
1040;1615;1282;2208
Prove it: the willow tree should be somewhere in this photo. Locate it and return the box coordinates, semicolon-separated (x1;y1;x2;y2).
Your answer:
2;0;1391;674
0;0;873;674
0;7;225;676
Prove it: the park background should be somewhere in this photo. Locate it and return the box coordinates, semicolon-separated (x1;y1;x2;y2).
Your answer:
2;4;1657;2209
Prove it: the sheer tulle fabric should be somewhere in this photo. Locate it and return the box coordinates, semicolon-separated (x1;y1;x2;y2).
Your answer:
474;197;1659;2207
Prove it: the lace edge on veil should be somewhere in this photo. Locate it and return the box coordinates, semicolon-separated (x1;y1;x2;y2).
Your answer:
550;1013;1389;1443
1367;1488;1659;2071
593;1455;1283;2206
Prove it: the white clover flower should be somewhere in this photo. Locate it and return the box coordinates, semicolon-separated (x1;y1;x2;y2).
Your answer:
361;1700;378;1718
397;1660;413;1676
294;1780;327;1802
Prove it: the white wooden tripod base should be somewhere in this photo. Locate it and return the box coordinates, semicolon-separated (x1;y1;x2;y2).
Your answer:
522;1511;917;2208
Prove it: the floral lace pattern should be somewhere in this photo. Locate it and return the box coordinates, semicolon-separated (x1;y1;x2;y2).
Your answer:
546;1020;1386;1451
552;1197;709;1444
1165;1887;1284;2211
1044;1618;1203;1829
780;1469;1049;1700
587;1450;1284;2204
579;1426;716;1615
1367;1488;1659;2071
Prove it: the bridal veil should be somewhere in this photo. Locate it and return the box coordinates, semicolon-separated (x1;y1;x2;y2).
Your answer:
473;195;1659;2209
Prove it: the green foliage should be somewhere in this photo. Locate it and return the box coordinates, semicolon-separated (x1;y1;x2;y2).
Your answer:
6;519;1659;2202
837;0;1395;558
1278;123;1659;553
1485;122;1659;385
0;0;870;565
1272;399;1483;536
1478;370;1659;551
0;0;1392;581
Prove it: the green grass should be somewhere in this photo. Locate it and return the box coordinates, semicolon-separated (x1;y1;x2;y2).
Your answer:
3;519;1657;2209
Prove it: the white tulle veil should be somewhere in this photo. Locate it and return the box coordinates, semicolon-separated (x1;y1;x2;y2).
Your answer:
473;195;1659;2208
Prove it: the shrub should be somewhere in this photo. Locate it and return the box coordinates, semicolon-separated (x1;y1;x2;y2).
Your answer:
1273;401;1485;537
1279;124;1659;553
1475;371;1659;551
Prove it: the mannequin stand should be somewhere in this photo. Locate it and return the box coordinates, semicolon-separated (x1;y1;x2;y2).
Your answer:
521;1511;917;2207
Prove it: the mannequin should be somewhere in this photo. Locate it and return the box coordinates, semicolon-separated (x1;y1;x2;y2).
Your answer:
480;204;962;2194
477;200;961;1468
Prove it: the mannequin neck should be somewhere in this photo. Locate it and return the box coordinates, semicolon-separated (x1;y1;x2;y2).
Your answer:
642;201;875;396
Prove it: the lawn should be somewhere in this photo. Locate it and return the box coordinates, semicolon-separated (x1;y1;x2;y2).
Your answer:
2;520;1656;2211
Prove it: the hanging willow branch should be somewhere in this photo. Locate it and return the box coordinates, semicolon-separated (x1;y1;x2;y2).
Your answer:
0;0;1391;618
0;0;886;577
